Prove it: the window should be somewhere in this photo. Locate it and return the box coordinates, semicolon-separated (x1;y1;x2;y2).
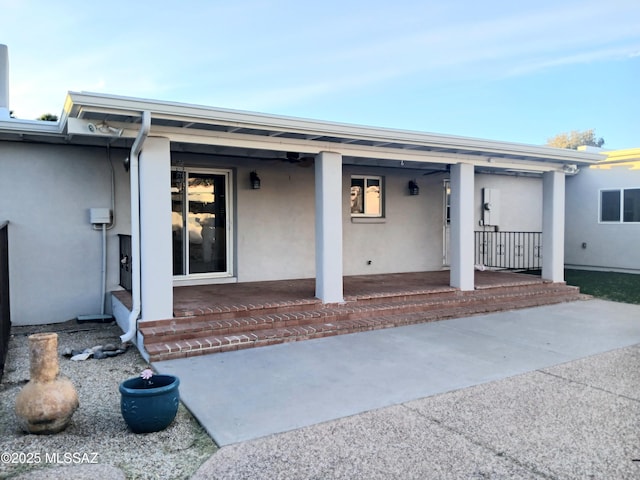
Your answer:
351;175;382;217
600;190;620;222
600;188;640;223
624;189;640;222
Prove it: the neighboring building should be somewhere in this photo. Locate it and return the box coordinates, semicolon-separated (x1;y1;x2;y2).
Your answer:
0;45;601;344
565;147;640;274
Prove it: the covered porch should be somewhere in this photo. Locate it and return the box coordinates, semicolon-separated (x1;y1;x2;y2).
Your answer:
60;92;599;355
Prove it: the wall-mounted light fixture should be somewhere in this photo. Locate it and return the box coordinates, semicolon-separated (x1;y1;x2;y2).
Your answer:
250;171;261;189
408;180;420;196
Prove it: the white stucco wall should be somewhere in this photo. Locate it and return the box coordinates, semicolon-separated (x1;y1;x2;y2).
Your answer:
0;142;131;325
235;162;317;282
565;167;640;273
474;174;543;231
181;159;545;281
178;156;448;281
342;167;446;275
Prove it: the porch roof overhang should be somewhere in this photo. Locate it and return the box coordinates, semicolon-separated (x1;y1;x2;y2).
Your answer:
2;91;603;174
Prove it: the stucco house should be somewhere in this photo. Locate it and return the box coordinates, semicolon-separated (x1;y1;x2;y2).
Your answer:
0;45;601;362
565;147;640;274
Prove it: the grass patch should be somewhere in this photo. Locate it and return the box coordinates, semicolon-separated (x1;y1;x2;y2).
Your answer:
565;269;640;304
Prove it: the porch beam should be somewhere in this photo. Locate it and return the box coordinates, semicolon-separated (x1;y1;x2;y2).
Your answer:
156;129;564;170
315;151;344;303
450;163;475;291
542;171;565;282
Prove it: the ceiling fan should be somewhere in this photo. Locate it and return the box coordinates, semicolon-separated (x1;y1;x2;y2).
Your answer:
280;152;315;167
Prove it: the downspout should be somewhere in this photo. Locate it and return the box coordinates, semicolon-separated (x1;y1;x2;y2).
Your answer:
0;44;10;120
120;111;151;343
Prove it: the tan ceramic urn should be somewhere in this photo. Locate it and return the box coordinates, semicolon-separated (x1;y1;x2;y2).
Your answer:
15;332;79;434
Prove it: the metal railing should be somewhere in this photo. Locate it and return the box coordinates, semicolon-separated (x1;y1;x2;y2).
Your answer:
0;221;10;381
475;231;542;270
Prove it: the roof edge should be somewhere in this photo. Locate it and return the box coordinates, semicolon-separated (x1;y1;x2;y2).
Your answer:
65;91;602;165
0;117;63;134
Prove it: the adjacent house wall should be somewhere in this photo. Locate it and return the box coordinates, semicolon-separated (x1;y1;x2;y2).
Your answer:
565;166;640;273
0;142;131;325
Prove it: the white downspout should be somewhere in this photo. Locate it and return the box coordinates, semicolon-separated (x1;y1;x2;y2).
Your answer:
0;44;11;120
120;111;151;343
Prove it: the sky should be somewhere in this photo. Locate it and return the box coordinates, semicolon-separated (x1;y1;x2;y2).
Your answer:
2;0;639;149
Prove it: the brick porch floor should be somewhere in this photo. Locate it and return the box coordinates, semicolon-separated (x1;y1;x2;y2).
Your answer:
169;270;543;315
112;270;583;361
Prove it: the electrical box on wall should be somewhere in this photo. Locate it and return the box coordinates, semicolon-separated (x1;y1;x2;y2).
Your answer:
90;208;112;225
482;188;500;226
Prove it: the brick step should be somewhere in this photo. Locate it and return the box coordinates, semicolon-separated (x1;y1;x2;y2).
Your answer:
141;284;579;345
348;280;564;304
144;281;575;329
172;297;322;320
162;280;561;323
144;285;582;362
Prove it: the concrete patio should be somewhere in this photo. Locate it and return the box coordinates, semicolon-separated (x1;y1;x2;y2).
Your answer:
156;298;640;452
189;335;640;479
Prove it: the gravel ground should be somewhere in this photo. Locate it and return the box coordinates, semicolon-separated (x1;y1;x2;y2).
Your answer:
0;321;217;480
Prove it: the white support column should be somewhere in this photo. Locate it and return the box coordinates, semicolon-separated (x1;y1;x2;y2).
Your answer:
315;151;344;303
139;136;174;320
542;171;565;283
450;163;475;291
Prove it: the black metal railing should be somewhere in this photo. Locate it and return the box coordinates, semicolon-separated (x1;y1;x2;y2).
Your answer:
119;234;132;292
0;221;10;381
475;231;542;270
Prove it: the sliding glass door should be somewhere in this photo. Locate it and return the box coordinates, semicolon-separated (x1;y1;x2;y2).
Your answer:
171;169;232;280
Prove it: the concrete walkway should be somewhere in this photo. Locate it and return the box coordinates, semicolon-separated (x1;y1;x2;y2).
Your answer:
156;299;640;477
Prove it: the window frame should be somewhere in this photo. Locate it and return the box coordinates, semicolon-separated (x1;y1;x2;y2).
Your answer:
350;175;384;218
599;187;640;224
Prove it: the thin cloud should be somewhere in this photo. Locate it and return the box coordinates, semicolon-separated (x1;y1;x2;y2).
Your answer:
507;45;640;77
212;0;640;109
4;0;640;117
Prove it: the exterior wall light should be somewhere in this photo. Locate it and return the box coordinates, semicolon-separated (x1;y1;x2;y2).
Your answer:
408;180;420;196
250;171;261;189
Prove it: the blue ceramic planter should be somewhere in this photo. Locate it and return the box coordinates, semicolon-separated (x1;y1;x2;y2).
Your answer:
119;374;180;433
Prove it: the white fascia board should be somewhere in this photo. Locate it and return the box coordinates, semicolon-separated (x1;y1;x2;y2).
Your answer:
0;118;63;135
65;91;602;165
